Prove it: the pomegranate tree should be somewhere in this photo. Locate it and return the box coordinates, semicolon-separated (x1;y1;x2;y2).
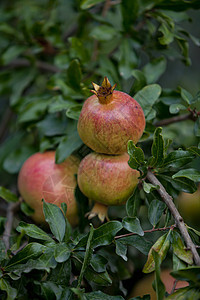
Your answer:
18;151;80;226
77;77;145;154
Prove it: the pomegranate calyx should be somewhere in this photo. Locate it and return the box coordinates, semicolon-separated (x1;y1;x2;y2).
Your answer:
85;202;109;222
91;76;116;104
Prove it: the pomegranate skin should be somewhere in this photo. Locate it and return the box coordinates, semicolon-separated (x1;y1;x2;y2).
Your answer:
77;152;139;206
77;90;145;154
18;151;80;226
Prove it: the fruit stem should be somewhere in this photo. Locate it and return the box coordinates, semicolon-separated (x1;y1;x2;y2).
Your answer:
91;77;116;104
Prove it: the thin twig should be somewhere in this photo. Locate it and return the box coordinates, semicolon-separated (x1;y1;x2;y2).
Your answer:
146;170;200;266
0;58;61;73
154;113;192;127
2;201;21;251
115;226;172;240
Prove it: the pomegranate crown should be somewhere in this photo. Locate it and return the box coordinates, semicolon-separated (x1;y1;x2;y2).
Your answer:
91;77;116;104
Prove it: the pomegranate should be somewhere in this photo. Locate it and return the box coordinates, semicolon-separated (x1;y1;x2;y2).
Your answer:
18;151;80;226
77;152;139;206
77;77;145;154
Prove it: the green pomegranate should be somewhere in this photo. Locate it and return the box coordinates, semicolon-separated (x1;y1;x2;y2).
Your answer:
77;152;139;206
77;77;145;154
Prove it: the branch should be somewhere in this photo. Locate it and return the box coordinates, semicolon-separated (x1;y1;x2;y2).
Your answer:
146;170;200;266
154;113;191;127
115;226;172;240
0;58;61;73
2;201;21;251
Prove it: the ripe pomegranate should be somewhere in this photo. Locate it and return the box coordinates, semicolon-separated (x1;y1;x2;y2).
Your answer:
77;152;139;206
77;77;145;154
18;151;80;226
128;269;188;299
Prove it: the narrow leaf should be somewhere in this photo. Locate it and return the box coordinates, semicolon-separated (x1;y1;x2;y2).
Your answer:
122;217;144;236
163;150;195;169
0;279;17;300
172;231;193;265
16;221;54;242
0;186;18;203
43;200;66;242
172;168;200;182
152;250;165;300
128;140;145;169
149;127;164;167
5;243;46;271
126;186;141;217
148;200;166;227
116;241;128;261
78;224;94;288
143;232;171;273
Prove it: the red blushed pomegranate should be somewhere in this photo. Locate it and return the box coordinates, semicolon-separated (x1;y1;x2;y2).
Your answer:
18;151;80;226
77;152;139;206
77;77;145;154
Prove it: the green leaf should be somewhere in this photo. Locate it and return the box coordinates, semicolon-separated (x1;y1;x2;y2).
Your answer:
149;127;165;167
169;103;186;114
178;86;193;105
3;146;35;174
16;221;54;242
131;69;147;92
43;200;66;242
76;221;123;249
66;104;82;120
167;286;200;300
117;235;153;255
143;232;171;273
20;202;34;216
78;224;94;288
158;22;174;45
0;240;6;263
5;242;46;271
127;140;145;169
80;0;105;10
122;217;144;236
152;250;165;300
82;290;124;299
115;241;128;261
188;146;200;157
134;84;161;120
148;200;166;227
172;231;193;265
90;25;117;41
118;39;137;79
40;281;63;300
126;186;141;217
163;150;195;169
56;131;82;164
170;266;200;283
10;69;36;107
66;59;82;91
0;186;18;203
143;181;159;194
2;45;26;64
9;247;57;275
54;243;71;263
0;279;17;300
143;57;167;84
90;254;108;272
48;96;75;113
172;168;200;182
